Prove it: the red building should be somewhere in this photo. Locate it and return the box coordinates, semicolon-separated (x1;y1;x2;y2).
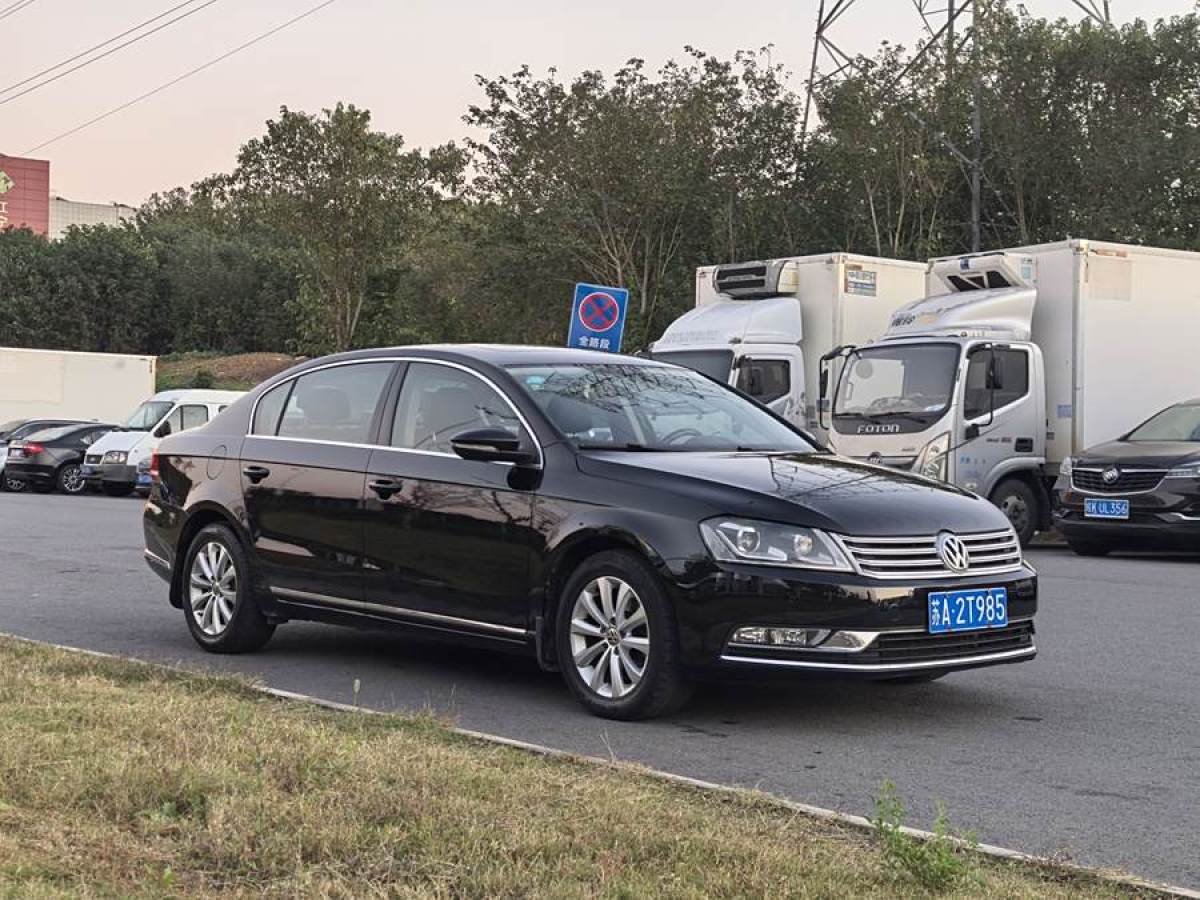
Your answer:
0;154;50;236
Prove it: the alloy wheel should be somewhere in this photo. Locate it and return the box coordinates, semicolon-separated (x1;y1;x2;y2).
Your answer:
60;465;85;493
4;476;24;492
569;575;650;700
189;541;237;636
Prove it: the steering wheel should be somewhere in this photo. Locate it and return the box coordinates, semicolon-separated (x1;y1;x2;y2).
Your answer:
661;427;703;445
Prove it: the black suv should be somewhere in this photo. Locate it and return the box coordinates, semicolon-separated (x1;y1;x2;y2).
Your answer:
144;346;1037;719
1055;399;1200;556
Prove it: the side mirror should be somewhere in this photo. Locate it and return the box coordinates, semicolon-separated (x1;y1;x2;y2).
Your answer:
965;423;980;441
450;427;537;466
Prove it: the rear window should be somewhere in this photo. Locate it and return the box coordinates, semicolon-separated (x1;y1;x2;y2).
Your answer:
22;425;76;442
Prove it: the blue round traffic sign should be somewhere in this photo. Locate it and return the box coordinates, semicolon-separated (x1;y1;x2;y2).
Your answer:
578;291;621;333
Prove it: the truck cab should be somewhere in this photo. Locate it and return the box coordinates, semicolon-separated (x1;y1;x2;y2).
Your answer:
826;254;1049;545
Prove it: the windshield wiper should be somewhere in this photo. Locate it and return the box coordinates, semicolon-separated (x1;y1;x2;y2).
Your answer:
576;442;671;452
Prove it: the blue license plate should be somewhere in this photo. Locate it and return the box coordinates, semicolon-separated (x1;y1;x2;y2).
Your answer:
928;587;1008;634
137;473;152;485
1085;498;1129;519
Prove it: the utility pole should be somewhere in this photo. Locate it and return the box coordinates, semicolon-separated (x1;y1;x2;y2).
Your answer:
969;0;982;252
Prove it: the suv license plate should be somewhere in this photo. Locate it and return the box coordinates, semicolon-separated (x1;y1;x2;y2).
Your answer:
928;587;1008;634
1085;498;1129;519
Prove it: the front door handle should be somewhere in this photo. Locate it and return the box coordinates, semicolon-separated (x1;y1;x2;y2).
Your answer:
242;465;271;484
368;478;402;499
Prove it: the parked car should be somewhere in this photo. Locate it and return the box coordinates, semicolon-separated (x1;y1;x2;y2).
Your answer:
84;389;243;496
1054;398;1200;556
5;422;116;494
144;346;1037;720
0;418;89;492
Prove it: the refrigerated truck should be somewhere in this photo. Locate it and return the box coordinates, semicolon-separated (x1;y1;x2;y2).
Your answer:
0;347;156;425
823;239;1200;544
648;254;927;436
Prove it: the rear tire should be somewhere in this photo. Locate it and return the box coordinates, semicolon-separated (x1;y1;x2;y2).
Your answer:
990;478;1039;547
182;524;275;653
556;550;692;720
56;463;87;495
101;482;133;497
1066;538;1112;557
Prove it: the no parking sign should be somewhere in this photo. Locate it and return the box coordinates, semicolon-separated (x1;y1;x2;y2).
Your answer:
567;282;628;353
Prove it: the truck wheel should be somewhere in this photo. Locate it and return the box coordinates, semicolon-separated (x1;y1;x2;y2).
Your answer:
990;478;1038;547
182;524;275;653
102;483;133;497
556;550;692;720
1066;538;1112;557
56;463;87;495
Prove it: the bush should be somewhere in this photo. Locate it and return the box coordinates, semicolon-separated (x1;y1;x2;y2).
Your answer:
872;781;977;893
190;368;215;389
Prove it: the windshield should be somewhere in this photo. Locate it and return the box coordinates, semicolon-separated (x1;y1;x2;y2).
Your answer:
507;363;816;453
834;344;959;420
649;349;734;383
122;401;173;431
1126;404;1200;442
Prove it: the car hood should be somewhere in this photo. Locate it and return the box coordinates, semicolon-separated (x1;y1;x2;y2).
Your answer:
88;430;148;456
1076;440;1200;469
579;450;1009;536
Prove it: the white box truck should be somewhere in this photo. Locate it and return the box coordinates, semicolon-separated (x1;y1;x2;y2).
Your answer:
823;239;1200;545
0;347;156;425
649;254;927;435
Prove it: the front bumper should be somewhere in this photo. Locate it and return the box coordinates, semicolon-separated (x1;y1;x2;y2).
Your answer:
669;560;1037;676
1054;476;1200;547
83;462;137;487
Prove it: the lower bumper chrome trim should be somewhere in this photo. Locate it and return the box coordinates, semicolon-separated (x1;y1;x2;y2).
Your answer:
269;586;529;638
718;644;1036;673
143;548;170;570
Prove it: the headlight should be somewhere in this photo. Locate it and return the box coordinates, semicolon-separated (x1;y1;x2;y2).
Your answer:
1166;463;1200;479
1059;456;1073;477
700;518;852;571
916;431;951;480
102;451;127;464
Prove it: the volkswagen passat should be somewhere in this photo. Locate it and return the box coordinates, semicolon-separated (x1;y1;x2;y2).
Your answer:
143;346;1037;719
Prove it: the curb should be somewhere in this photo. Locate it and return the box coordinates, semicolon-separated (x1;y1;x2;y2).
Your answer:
4;632;1197;898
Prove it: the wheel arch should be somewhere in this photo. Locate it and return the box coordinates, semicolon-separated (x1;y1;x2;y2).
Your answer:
170;503;250;609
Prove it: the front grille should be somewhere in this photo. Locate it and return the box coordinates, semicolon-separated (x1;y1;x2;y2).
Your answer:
1072;468;1164;494
870;621;1034;664
86;454;101;464
838;529;1022;579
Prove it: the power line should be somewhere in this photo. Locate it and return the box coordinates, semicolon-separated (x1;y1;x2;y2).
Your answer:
0;0;40;21
0;0;221;108
0;0;200;100
24;0;341;154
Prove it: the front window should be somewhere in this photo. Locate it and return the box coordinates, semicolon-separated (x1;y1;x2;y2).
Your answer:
508;363;815;453
1125;404;1200;442
123;401;173;431
650;349;733;383
833;344;959;430
391;362;523;453
736;358;790;404
963;348;1030;420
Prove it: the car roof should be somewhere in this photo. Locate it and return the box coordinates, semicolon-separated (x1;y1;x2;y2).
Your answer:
295;344;667;369
149;389;245;402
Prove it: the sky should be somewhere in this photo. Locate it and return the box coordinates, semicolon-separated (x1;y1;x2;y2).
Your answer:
0;0;1191;204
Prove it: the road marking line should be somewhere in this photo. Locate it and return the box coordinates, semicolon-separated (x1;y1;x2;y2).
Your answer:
3;631;1196;899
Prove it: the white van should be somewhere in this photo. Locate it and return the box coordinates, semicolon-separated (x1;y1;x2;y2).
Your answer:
82;389;244;496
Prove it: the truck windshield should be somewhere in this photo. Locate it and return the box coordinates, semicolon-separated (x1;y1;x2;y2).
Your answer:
649;349;733;383
833;344;959;421
508;363;815;453
122;401;173;431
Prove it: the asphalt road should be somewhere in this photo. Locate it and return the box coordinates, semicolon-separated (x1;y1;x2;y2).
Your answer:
2;491;1198;889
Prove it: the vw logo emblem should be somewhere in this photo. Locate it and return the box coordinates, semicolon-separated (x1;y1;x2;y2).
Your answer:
867;452;883;465
935;531;971;573
1101;466;1120;485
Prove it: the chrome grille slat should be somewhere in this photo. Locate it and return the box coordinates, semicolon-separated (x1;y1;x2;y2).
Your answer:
837;529;1023;580
1072;468;1165;494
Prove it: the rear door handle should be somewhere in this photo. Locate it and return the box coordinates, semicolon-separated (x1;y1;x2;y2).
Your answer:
368;478;402;499
242;465;271;484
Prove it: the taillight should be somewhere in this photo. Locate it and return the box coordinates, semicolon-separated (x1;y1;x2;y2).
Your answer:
149;452;160;481
23;442;44;456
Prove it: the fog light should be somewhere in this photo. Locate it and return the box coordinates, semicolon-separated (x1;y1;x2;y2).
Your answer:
731;627;831;647
732;627;769;644
820;631;877;651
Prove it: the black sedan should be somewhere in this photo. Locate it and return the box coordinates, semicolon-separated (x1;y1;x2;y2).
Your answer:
0;418;87;491
1054;399;1200;556
5;423;116;494
143;346;1036;719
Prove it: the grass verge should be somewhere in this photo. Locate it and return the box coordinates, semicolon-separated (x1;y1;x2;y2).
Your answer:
0;636;1147;898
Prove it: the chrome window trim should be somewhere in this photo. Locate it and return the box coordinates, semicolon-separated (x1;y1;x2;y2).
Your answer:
719;645;1036;672
269;586;529;638
246;356;544;469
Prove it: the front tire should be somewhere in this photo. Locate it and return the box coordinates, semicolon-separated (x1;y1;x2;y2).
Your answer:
182;524;275;653
555;550;692;720
56;463;87;495
991;478;1039;547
